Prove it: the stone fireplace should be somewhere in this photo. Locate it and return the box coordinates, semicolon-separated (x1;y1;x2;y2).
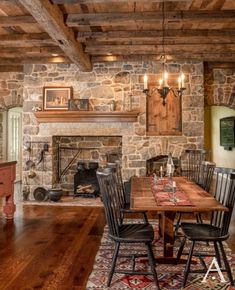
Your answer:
22;61;204;200
52;135;122;194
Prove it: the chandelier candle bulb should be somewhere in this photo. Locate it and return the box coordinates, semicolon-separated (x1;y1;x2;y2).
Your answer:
159;78;163;89
172;181;176;188
178;77;181;90
144;73;148;90
163;71;168;87
181;73;185;88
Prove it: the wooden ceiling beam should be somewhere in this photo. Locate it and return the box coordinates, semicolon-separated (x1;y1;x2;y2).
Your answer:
0;34;56;48
205;62;235;69
67;11;235;27
0;65;24;72
52;0;199;3
19;0;91;71
77;29;235;42
1;33;50;41
85;44;235;55
0;46;63;58
0;15;35;26
92;54;235;62
0;56;71;65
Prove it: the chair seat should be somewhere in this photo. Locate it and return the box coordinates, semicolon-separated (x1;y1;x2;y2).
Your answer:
181;222;227;241
111;223;154;243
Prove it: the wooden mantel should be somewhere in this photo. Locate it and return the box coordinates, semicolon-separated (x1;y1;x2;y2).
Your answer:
34;110;139;123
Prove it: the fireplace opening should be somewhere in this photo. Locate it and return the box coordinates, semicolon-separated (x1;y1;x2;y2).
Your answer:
52;135;122;195
74;162;100;197
146;155;181;176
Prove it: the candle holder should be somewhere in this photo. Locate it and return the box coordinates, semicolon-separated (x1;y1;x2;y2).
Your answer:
169;184;177;203
143;87;186;106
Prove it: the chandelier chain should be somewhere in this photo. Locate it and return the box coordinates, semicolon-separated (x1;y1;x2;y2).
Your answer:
162;0;166;62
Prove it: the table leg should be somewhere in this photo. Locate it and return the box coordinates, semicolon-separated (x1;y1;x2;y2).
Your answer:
162;212;175;257
3;192;15;219
156;211;178;264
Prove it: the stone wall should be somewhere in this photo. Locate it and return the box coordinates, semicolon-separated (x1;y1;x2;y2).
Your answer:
204;64;235;109
0;71;24;110
22;61;204;199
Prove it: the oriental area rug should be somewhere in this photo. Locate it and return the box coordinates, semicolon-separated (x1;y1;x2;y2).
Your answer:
86;221;235;290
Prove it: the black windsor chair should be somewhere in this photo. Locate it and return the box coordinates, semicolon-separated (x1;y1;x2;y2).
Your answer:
174;161;216;234
176;168;235;288
107;161;149;224
181;149;209;183
96;168;160;289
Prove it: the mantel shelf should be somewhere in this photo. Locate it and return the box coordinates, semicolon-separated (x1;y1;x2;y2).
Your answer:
34;111;139;123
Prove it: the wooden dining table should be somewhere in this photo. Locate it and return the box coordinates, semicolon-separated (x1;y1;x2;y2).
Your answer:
130;176;227;263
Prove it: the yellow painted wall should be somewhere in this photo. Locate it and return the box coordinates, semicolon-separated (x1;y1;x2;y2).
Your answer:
204;106;211;156
206;106;235;168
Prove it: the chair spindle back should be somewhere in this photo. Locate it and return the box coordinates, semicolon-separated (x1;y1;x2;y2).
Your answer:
96;168;122;237
198;161;216;192
184;149;209;182
211;168;235;236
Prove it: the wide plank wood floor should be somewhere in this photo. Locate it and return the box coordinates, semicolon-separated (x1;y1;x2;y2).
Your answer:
0;205;234;290
0;205;106;290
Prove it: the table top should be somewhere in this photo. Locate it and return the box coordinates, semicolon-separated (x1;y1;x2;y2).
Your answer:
0;160;17;168
130;176;227;212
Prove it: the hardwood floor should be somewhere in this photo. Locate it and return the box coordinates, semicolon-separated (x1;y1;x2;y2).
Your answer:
0;205;106;290
0;205;234;290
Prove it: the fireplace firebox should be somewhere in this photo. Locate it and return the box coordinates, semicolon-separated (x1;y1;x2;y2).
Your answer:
74;162;100;197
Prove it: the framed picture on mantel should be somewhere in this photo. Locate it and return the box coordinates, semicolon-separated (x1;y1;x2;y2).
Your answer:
43;87;72;110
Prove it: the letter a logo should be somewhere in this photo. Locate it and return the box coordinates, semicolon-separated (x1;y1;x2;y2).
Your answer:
202;257;227;283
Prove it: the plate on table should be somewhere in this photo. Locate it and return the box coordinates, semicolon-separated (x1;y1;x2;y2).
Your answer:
33;187;48;201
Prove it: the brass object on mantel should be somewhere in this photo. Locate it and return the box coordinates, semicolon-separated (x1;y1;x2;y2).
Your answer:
34;111;139;123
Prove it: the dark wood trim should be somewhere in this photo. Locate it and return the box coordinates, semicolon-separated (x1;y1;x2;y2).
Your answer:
34;110;139;123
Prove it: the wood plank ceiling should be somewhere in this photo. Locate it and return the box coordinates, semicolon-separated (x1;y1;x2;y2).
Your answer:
0;0;234;71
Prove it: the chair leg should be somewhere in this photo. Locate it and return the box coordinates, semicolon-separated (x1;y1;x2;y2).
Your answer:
196;212;203;224
214;241;222;268
146;242;160;289
143;212;149;224
218;241;234;286
174;213;182;236
176;236;186;263
107;242;120;287
183;241;195;288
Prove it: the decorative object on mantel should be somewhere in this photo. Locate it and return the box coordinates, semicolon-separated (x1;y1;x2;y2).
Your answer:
32;104;42;112
143;1;185;106
43;86;72;110
68;98;89;111
110;100;116;111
